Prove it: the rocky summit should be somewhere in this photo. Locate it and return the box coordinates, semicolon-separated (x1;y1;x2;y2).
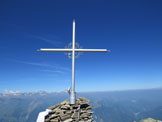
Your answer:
138;118;162;122
45;97;96;122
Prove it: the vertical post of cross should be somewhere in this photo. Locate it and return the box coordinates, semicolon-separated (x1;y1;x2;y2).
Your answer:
70;20;76;104
38;20;109;105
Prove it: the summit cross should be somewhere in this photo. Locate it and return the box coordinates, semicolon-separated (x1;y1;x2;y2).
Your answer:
38;20;110;104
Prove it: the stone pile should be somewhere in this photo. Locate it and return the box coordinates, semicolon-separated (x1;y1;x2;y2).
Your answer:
45;97;96;122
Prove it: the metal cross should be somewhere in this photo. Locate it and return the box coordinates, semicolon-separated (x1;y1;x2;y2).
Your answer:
38;20;109;104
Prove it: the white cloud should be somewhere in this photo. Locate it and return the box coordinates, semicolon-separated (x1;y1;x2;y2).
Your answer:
12;59;71;74
39;69;65;74
32;35;63;46
57;66;71;72
24;62;53;67
12;60;56;68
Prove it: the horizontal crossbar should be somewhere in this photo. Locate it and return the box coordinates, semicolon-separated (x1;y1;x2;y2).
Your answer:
39;48;109;52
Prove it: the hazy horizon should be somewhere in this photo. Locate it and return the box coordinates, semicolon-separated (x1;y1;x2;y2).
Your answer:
1;87;162;94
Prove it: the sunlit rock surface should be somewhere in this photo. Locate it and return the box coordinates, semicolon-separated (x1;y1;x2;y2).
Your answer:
137;118;162;122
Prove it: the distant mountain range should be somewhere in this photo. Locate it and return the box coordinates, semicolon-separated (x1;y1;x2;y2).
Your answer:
0;88;162;122
0;90;66;96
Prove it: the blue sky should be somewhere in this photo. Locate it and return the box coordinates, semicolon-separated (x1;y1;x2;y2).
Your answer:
0;0;162;92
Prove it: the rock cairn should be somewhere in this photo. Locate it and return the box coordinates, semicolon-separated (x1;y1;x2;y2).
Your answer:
45;97;96;122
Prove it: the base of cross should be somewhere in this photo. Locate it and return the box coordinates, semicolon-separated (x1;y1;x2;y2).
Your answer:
37;97;96;122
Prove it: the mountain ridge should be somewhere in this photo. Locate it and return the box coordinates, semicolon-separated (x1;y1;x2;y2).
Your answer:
0;88;162;122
